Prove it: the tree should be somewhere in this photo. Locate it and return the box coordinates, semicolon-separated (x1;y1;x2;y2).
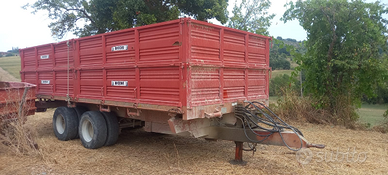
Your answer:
175;0;229;23
283;0;388;119
23;0;228;39
269;37;307;71
270;38;294;70
363;57;388;104
227;0;274;35
7;47;19;54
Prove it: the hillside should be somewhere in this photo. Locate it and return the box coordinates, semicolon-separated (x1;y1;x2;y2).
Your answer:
0;55;21;80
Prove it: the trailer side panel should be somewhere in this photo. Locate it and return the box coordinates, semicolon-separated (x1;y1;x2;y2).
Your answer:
20;18;270;121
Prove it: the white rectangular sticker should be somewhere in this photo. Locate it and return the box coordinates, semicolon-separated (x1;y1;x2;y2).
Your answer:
111;45;128;51
41;80;50;84
40;55;49;59
111;81;128;86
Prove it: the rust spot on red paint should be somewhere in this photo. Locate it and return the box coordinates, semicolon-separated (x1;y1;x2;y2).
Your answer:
223;89;228;98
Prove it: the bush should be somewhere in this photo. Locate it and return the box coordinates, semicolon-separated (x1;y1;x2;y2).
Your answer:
362;85;388;104
269;74;300;96
272;89;359;128
5;53;14;57
270;58;291;70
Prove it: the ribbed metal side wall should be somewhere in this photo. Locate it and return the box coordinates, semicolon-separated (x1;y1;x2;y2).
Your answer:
54;42;74;68
105;31;135;65
248;35;267;66
37;45;52;70
20;18;270;120
37;71;53;95
79;70;103;99
223;30;245;64
79;37;103;67
247;69;267;99
188;21;270;107
54;71;73;96
223;69;245;101
191;23;220;62
140;67;180;105
22;48;36;71
106;68;136;100
23;72;36;85
139;23;180;64
190;67;221;106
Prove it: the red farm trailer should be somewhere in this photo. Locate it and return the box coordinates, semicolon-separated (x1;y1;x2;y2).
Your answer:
0;81;36;125
19;18;323;163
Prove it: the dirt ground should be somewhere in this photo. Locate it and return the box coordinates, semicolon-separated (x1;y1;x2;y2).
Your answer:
0;109;387;175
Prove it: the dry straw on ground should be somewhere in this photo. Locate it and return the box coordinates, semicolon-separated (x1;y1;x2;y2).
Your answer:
0;108;387;174
0;67;19;82
0;87;40;157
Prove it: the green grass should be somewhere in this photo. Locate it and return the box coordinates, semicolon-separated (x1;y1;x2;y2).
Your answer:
0;56;21;79
357;103;388;126
270;70;294;79
269;96;280;104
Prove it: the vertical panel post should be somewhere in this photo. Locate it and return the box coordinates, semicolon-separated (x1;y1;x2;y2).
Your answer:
35;47;39;93
102;35;107;100
244;35;249;99
220;28;224;104
178;19;185;107
75;40;81;99
135;29;140;103
266;39;270;99
51;44;56;95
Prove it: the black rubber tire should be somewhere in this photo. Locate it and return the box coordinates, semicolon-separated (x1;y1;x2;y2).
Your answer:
73;106;89;138
53;107;78;141
79;111;107;149
101;112;120;146
74;106;89;121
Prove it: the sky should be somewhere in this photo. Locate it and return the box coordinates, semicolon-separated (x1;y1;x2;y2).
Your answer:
221;0;308;41
0;0;386;52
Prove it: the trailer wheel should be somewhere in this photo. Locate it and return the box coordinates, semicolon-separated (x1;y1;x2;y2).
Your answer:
79;111;107;149
101;112;120;146
74;106;89;121
53;107;78;141
73;106;89;138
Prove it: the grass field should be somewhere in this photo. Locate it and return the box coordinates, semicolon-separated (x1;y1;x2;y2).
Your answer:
270;69;294;79
357;103;388;126
269;96;279;103
0;56;21;79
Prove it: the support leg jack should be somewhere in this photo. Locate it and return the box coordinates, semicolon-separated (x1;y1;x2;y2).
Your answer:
229;141;247;165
